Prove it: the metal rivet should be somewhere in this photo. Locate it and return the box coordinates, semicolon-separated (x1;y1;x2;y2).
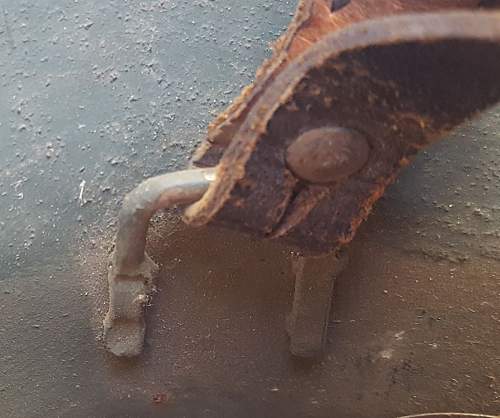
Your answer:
285;127;370;184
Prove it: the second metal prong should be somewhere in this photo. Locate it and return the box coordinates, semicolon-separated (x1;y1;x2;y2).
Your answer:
103;168;216;357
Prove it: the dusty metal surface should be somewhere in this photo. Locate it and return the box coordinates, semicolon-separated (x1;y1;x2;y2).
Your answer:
0;1;499;417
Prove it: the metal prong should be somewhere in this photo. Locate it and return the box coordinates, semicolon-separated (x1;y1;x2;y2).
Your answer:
103;168;216;357
287;251;348;358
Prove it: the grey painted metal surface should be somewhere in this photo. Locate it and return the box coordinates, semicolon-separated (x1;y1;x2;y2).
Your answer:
0;1;499;417
0;0;293;275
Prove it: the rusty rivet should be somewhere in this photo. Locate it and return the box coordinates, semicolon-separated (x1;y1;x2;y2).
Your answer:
286;127;370;184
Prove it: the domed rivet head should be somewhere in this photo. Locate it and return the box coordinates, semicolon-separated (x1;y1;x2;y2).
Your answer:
285;127;370;184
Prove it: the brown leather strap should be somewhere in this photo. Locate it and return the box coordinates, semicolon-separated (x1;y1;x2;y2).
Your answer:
186;12;500;254
192;0;483;168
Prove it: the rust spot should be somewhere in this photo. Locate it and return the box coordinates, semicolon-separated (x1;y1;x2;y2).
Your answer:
152;392;171;405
